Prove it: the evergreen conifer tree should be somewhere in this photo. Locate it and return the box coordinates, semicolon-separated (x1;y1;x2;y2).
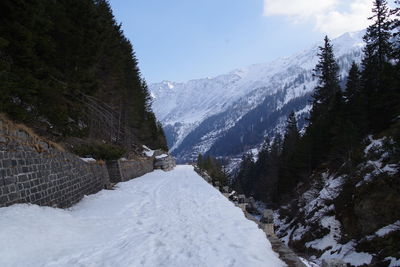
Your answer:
392;1;400;118
392;1;400;60
282;112;300;156
363;0;392;70
362;0;396;131
343;62;367;137
278;112;300;199
234;153;255;195
252;139;270;202
345;62;362;103
267;136;282;202
307;36;340;167
309;36;340;124
197;153;203;169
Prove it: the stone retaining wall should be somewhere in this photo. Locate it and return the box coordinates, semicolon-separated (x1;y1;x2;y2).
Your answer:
0;117;174;208
0;118;110;208
107;158;154;183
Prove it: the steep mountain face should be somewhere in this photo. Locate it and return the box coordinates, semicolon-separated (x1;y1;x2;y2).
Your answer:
150;31;365;162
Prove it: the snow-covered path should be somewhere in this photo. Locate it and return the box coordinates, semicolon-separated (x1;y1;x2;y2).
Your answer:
0;165;284;267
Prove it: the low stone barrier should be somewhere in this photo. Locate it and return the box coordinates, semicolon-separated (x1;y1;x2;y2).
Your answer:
154;153;176;171
260;209;275;237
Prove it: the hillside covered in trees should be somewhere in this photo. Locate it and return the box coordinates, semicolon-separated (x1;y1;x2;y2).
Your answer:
231;0;400;265
0;0;167;155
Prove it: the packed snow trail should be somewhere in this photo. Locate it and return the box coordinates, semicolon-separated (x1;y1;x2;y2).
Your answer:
0;165;284;267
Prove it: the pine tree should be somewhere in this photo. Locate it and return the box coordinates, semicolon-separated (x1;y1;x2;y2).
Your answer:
363;0;392;70
345;63;362;102
362;0;392;91
234;153;255;195
392;1;400;60
252;139;270;202
267;136;282;202
197;153;203;169
392;1;400;118
362;0;396;132
156;121;168;150
343;62;367;136
309;36;340;124
282;112;300;156
306;36;340;168
278;112;300;199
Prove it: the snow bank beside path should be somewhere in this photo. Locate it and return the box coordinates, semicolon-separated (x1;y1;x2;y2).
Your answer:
0;165;284;267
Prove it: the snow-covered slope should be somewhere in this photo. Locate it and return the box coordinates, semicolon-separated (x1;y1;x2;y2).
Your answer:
274;136;400;266
150;30;365;161
0;166;284;267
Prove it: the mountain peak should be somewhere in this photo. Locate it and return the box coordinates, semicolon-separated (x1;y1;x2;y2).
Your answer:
150;30;366;159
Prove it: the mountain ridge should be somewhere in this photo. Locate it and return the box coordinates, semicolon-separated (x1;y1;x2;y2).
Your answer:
150;30;365;161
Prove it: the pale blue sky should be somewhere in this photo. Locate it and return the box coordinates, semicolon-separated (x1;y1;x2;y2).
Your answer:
108;0;392;83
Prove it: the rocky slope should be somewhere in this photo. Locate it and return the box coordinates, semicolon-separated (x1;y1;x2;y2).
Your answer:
274;134;400;266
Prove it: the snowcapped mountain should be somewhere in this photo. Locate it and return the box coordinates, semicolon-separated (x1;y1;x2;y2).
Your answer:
150;30;365;162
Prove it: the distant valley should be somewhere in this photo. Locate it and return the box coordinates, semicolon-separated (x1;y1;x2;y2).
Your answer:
150;30;365;162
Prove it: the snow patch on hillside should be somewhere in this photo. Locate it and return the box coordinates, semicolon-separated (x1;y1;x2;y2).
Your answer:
275;171;375;266
357;136;399;187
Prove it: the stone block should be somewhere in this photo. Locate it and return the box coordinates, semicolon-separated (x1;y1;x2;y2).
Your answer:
154;154;175;171
8;192;19;202
3;159;11;168
263;224;275;237
17;130;29;140
0;195;8;205
261;209;274;224
1;186;9;194
0;136;7;143
238;194;246;204
17;174;28;182
4;176;16;186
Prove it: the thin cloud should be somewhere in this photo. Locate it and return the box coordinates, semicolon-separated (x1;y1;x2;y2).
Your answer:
315;0;372;37
263;0;337;17
263;0;373;37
